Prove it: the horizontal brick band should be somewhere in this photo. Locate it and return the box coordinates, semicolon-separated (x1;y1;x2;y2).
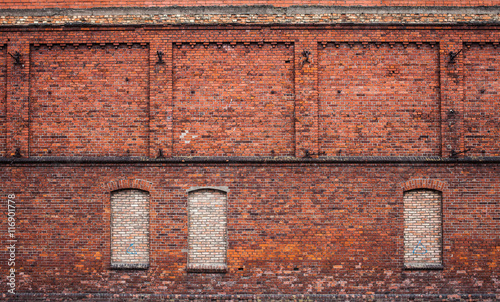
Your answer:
2;156;500;164
1;6;500;26
10;293;499;301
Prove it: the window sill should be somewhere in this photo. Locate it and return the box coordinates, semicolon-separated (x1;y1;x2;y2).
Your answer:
404;264;443;270
111;263;149;270
187;264;228;273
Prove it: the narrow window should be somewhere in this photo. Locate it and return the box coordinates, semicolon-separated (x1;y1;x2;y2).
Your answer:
404;189;443;269
187;189;228;272
111;189;149;269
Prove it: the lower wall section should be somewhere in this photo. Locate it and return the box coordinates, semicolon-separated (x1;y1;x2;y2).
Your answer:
0;164;498;296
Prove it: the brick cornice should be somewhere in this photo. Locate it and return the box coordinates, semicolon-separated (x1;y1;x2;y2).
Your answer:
1;6;500;26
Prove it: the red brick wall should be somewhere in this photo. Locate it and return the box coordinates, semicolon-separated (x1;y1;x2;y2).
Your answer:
0;23;499;300
0;48;6;158
1;0;499;10
29;44;149;157
319;42;440;156
173;43;294;157
464;43;500;157
0;165;498;296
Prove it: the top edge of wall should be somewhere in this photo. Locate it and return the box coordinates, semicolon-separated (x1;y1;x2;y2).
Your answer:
2;5;500;17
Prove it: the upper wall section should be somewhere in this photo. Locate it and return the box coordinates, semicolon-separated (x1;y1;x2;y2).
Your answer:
29;43;149;157
1;1;499;10
173;42;294;157
319;42;440;156
2;28;500;159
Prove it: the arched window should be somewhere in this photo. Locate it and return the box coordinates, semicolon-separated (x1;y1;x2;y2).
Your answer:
110;189;150;269
187;187;228;273
403;189;442;269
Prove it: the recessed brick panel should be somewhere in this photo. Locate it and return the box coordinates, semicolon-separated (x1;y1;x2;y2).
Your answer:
173;43;294;156
188;189;227;271
319;43;440;156
464;43;500;156
111;189;150;268
404;189;442;269
29;44;149;157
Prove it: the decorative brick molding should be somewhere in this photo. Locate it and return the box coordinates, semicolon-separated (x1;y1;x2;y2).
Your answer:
403;189;443;270
187;189;228;273
110;189;150;269
104;178;154;193
402;178;447;193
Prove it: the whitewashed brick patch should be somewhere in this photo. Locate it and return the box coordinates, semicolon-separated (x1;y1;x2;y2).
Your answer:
404;189;442;269
187;189;227;272
111;189;150;269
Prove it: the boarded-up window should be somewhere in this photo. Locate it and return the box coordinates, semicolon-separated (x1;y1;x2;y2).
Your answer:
111;189;149;269
404;189;442;269
187;189;228;272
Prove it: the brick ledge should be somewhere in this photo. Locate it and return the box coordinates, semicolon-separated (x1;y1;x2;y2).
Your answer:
110;263;149;270
186;263;228;273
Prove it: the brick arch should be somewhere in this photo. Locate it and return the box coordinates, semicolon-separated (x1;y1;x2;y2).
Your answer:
402;178;447;193
186;186;230;194
104;178;154;193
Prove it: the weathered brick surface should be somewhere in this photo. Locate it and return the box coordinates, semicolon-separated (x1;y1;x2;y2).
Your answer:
2;12;500;26
319;42;440;156
1;0;499;10
173;43;294;157
0;10;499;301
0;47;6;158
187;189;227;271
0;165;498;298
111;189;149;268
464;43;500;157
29;44;149;157
404;189;442;269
